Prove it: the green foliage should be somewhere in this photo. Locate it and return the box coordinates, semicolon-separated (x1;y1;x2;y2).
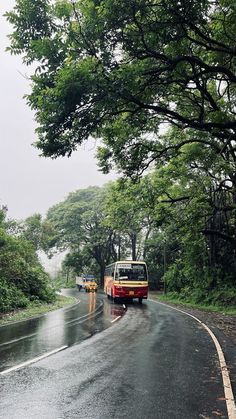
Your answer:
161;287;236;310
5;0;236;307
45;186;118;286
158;291;236;314
20;213;59;254
52;273;76;290
0;222;55;313
6;0;236;173
44;160;236;304
0;294;76;325
21;213;43;249
0;279;28;313
104;179;152;260
6;0;54;63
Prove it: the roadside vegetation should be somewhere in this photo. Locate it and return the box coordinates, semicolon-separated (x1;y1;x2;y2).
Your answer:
0;209;56;314
0;208;78;320
0;294;76;326
2;0;235;314
150;292;236;316
52;271;77;290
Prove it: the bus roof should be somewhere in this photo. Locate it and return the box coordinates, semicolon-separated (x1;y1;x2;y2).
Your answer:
106;260;146;267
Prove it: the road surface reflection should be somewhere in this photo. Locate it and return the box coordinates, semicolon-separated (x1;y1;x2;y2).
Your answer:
0;289;125;373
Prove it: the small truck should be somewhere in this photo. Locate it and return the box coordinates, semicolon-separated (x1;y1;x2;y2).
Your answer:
76;275;98;292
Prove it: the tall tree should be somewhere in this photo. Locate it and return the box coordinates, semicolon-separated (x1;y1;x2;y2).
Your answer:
6;0;236;296
0;221;55;312
45;186;117;285
7;0;236;235
6;0;236;168
104;179;154;260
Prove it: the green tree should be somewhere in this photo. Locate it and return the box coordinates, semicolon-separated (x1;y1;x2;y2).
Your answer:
6;0;236;301
104;179;154;260
6;1;236;167
0;226;55;312
21;214;43;249
45;186;117;286
12;213;59;271
7;0;236;248
141;141;236;295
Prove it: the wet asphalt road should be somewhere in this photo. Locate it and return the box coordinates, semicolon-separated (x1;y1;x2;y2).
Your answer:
0;293;229;419
0;289;123;373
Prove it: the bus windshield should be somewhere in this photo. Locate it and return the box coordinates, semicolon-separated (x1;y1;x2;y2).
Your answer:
116;263;147;281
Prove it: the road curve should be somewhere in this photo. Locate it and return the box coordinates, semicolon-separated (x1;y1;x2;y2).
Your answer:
0;290;124;373
0;299;230;418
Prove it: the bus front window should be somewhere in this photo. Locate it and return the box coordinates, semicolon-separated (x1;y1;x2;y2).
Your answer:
117;264;147;281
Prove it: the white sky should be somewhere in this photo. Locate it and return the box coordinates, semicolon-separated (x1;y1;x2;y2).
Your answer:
0;1;116;221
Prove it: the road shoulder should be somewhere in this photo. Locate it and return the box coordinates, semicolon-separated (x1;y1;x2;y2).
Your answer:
149;293;236;403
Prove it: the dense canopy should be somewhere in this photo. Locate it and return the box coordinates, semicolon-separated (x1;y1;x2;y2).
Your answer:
5;0;236;305
6;0;236;173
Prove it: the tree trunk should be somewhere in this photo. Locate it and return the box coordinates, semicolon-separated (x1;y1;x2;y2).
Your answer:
100;264;105;289
130;232;137;261
118;234;121;261
66;267;70;284
163;241;167;294
143;227;152;259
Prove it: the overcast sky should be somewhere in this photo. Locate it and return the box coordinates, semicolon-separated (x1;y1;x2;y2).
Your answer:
0;1;116;221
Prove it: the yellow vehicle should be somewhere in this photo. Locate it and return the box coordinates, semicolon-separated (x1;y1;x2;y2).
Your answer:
76;275;98;292
84;277;98;292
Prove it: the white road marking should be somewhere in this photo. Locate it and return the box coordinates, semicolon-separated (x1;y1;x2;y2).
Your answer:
149;298;236;419
0;345;68;375
65;303;103;325
1;301;103;347
111;316;121;323
0;300;81;329
0;333;37;348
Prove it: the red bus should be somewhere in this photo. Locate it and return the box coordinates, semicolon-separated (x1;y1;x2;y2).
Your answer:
104;261;148;304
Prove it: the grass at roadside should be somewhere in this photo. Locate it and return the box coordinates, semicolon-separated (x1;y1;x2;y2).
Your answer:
149;291;236;315
0;294;77;326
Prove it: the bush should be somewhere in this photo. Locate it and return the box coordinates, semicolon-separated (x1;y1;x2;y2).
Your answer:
23;266;56;303
163;260;236;308
0;228;56;311
0;279;29;313
163;262;187;292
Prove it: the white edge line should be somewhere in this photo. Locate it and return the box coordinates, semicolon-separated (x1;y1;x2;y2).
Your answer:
149;298;236;419
0;345;68;376
0;299;81;328
0;333;37;348
111;316;121;323
65;302;103;325
0;301;95;347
